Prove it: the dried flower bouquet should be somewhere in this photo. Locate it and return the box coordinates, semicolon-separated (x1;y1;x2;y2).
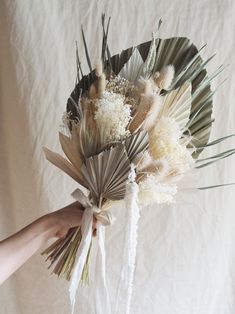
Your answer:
42;16;235;297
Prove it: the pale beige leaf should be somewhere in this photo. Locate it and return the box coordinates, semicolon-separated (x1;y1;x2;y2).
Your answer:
129;95;153;133
159;82;192;131
81;145;131;204
119;48;144;82
71;123;80;141
125;130;149;162
142;95;163;130
59;132;83;171
43;147;85;186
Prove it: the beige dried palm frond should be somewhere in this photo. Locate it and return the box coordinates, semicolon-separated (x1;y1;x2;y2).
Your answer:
43;147;85;187
59;132;83;171
125;130;149;162
81;144;131;205
159;82;192;131
118;48;144;82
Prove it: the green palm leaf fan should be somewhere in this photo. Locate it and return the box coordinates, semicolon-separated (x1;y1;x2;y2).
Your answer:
66;16;220;159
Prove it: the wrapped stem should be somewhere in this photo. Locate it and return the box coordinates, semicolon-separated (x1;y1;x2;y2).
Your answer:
42;226;91;282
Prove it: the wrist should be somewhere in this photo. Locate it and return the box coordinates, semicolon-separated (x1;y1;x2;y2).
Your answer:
39;214;60;240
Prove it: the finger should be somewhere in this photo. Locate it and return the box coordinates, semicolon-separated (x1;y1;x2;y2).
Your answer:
92;216;97;228
62;201;84;212
92;228;97;237
55;228;68;239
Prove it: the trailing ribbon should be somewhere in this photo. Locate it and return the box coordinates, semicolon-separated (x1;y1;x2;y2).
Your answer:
93;223;112;314
70;167;139;314
115;167;140;314
69;188;112;314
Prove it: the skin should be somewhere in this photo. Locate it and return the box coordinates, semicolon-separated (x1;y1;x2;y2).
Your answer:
0;202;93;285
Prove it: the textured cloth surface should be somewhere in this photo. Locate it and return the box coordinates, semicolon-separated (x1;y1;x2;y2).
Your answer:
1;0;235;313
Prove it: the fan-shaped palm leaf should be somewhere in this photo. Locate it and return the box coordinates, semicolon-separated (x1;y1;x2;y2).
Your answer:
67;37;215;158
159;82;192;131
118;48;144;82
81;144;131;205
125;130;149;162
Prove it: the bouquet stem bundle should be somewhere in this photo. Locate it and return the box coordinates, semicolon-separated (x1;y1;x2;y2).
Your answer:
42;227;90;282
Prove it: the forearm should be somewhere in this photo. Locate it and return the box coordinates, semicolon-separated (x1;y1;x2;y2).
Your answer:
0;215;56;285
0;202;84;285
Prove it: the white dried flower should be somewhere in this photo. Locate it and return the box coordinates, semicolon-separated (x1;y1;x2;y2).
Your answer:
98;73;106;95
89;84;97;99
149;117;194;175
150;139;193;174
153;159;170;177
137;151;153;171
150;117;181;144
137;77;160;95
167;144;194;174
137;153;170;178
137;77;153;94
138;174;177;205
94;91;131;142
95;60;103;77
154;65;175;90
141;94;163;131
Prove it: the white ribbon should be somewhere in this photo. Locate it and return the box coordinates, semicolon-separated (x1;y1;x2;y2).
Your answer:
115;168;140;314
93;223;112;314
70;169;139;314
69;189;112;314
69;207;93;314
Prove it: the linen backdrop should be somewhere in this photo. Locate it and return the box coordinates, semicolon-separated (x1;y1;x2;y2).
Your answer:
1;0;235;313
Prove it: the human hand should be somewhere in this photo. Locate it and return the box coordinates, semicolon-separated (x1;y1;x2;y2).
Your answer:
45;202;97;239
0;202;97;285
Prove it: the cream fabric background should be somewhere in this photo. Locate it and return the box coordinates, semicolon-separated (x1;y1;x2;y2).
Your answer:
1;0;235;313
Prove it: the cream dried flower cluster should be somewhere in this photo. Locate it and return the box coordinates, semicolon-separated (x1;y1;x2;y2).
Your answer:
138;175;177;205
64;52;195;206
61;49;195;207
94;90;131;142
88;51;193;206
